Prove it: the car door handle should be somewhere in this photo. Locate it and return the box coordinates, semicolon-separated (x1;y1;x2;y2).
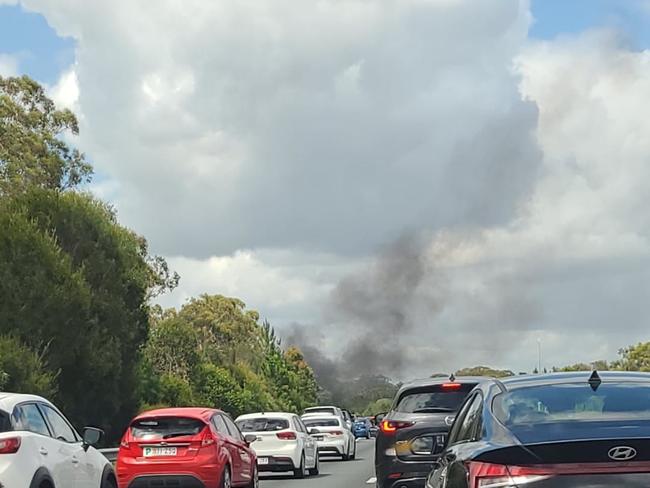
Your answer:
39;447;48;456
71;456;80;464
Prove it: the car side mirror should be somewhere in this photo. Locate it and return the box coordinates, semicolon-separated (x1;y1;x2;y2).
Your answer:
308;428;320;435
82;427;103;451
244;434;257;445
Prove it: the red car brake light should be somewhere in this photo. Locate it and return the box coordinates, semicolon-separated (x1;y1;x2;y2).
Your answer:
201;429;216;447
276;431;297;440
0;437;21;454
468;461;551;488
441;382;462;390
380;420;415;434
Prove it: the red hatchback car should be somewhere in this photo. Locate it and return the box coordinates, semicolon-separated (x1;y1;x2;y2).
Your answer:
116;407;258;488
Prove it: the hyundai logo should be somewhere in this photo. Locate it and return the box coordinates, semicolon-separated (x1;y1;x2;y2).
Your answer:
444;416;455;426
608;446;637;461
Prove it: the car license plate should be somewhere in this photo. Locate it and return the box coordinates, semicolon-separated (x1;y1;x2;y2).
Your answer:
143;447;177;457
258;457;269;465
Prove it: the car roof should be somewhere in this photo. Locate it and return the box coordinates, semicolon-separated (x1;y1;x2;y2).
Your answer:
498;371;650;391
236;412;296;420
398;376;487;391
0;392;51;413
304;406;339;410
134;407;220;422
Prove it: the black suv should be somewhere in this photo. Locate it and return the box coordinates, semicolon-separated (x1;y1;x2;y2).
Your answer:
375;376;482;488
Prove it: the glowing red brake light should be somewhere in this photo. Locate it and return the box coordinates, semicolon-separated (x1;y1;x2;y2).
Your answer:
380;420;415;434
441;382;462;390
0;437;21;454
468;461;551;488
276;431;297;440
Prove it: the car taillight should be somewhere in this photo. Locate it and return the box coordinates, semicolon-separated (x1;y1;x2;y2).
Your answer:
0;437;21;454
468;461;551;488
441;382;462;390
276;431;297;440
202;430;216;447
380;420;415;434
120;439;130;449
330;430;343;436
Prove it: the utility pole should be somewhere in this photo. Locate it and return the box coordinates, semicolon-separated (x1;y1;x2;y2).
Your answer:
537;339;542;374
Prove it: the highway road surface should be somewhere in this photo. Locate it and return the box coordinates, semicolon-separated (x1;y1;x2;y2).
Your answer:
261;438;377;488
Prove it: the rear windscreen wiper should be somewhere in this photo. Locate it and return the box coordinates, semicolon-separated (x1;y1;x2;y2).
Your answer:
162;432;196;439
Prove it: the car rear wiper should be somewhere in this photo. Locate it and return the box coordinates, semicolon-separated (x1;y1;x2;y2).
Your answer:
412;407;454;413
162;432;196;439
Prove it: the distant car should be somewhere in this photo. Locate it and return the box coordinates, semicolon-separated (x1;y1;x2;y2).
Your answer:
301;415;356;461
352;418;372;439
375;376;481;488
117;407;257;488
235;412;319;478
0;392;115;488
427;371;650;488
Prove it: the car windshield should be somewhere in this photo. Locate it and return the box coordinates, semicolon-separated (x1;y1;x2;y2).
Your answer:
236;417;289;432
494;382;650;426
395;384;476;413
131;417;205;440
0;410;11;433
303;418;340;427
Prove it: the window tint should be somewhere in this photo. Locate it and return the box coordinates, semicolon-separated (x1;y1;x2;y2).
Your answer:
302;417;340;427
13;404;50;437
131;417;205;440
304;407;336;415
40;404;78;442
212;415;229;435
236;417;290;432
493;383;650;427
223;415;244;441
449;394;482;445
395;384;475;414
295;417;307;433
0;410;11;433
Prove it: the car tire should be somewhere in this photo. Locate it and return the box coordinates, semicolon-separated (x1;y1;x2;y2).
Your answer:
350;440;356;460
309;453;320;476
220;465;232;488
294;453;307;479
101;477;117;488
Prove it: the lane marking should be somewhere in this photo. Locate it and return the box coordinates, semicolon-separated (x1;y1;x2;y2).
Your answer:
366;477;377;484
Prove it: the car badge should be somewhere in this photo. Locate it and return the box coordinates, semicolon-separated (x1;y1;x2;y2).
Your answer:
444;416;454;426
608;446;637;461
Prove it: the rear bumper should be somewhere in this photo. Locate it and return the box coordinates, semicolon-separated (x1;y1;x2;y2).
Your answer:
127;475;209;488
375;455;435;488
257;456;296;472
252;443;301;467
316;438;346;455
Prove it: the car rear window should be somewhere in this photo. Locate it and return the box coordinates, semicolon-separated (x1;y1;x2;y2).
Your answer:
131;417;206;440
395;384;476;413
494;382;650;427
0;410;11;433
236;418;289;432
303;418;340;427
304;408;335;415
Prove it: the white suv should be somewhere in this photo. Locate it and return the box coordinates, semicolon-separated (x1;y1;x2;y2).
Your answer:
0;393;115;488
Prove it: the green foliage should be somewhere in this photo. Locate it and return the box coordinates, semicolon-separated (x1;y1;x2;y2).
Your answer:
455;366;515;378
140;297;319;417
613;343;650;371
0;335;57;397
0;75;92;194
362;398;393;416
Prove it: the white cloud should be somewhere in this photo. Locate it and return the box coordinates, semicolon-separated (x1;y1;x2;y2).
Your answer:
15;1;650;377
49;67;79;110
0;54;18;77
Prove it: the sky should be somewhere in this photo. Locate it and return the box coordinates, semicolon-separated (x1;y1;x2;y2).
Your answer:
2;0;650;380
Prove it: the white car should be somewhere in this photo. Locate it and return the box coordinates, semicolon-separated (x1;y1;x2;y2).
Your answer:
302;405;352;430
301;415;356;461
235;412;319;478
0;393;115;488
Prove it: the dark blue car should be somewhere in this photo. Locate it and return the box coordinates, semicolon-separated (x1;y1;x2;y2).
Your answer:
353;418;372;439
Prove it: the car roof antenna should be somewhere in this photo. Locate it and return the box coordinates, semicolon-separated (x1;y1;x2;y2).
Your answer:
588;370;602;392
449;373;456;382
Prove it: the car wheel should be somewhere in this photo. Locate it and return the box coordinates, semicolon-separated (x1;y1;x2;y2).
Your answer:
309;453;320;476
350;440;356;460
220;465;232;488
101;477;117;488
294;453;307;479
246;466;259;488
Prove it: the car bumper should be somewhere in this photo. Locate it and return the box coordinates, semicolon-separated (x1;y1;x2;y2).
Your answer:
116;461;222;488
376;457;435;488
126;475;211;488
316;438;346;455
256;456;296;472
252;443;301;468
